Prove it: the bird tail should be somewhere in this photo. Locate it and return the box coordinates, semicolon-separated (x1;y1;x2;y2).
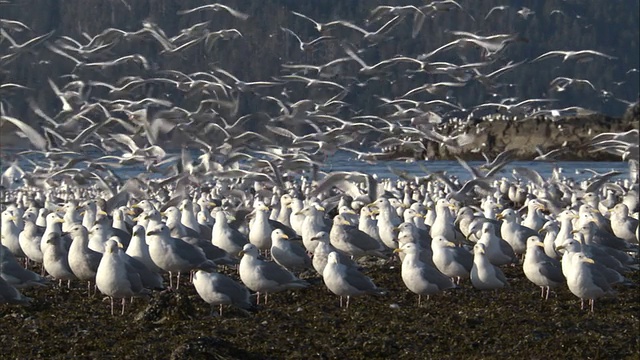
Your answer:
197;260;218;272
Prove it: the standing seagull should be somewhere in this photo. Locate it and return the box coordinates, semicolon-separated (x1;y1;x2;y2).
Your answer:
523;237;565;300
566;252;614;312
146;224;217;289
471;243;509;290
322;251;384;308
394;243;455;306
95;240;147;315
239;243;309;305
67;225;102;296
192;270;253;316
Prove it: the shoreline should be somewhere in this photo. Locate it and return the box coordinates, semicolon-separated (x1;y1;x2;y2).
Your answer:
383;106;639;162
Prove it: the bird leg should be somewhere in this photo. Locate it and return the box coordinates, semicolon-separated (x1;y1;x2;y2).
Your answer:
346;296;351;309
121;298;126;315
110;296;115;315
339;296;343;308
545;286;551;300
87;281;92;297
265;292;269;305
256;292;261;305
417;295;422;307
580;299;584;310
169;271;174;288
67;279;72;289
589;299;595;313
176;272;181;289
219;304;224;316
540;286;545;298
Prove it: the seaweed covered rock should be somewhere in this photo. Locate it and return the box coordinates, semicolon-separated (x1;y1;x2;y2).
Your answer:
135;290;198;323
170;336;256;360
622;100;640;123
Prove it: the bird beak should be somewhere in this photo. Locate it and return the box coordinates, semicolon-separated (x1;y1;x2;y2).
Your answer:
146;230;158;236
160;212;166;216
582;257;595;264
238;250;245;257
98;210;108;216
555;245;565;251
445;241;456;247
538;228;546;233
117;242;124;249
282;234;289;239
54;218;65;224
535;242;545;248
393;248;403;254
570;230;578;234
132;204;140;209
80;211;86;216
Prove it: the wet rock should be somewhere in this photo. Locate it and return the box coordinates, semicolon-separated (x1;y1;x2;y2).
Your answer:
170;336;255;360
135;289;197;323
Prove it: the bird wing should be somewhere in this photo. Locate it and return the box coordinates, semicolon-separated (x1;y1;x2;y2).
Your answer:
1;116;48;151
452;247;474;272
258;261;297;284
343;266;378;293
537;260;565;283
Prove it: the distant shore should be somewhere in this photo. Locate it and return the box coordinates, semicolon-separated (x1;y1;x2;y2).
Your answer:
385;103;639;162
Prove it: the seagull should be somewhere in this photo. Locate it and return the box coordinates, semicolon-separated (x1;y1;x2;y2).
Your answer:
532;50;617;63
329;15;405;43
523;237;565;300
470;243;509;290
290;11;346;33
280;27;334;51
0;277;32;305
176;3;249;21
484;5;510;20
95;240;148;315
192;270;253;316
146;224;217;289
322;251;384;308
238;243;309;305
394;242;455;306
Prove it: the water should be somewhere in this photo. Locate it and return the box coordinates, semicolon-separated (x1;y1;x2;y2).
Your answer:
0;149;630;186
322;152;629;182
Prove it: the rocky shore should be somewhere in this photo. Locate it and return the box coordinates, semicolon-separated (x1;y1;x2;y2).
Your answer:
1;264;638;359
388;103;639;161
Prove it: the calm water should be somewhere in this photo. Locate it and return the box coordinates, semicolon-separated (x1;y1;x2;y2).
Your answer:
322;152;629;182
0;149;630;184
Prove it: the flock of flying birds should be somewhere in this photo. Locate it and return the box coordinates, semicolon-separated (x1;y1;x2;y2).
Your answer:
0;2;639;316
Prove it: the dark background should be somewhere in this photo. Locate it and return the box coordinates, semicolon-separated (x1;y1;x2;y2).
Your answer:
1;0;638;126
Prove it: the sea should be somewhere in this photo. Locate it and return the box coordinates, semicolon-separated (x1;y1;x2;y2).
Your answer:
1;149;630;186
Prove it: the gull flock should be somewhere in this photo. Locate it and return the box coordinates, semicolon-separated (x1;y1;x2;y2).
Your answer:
0;2;639;316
